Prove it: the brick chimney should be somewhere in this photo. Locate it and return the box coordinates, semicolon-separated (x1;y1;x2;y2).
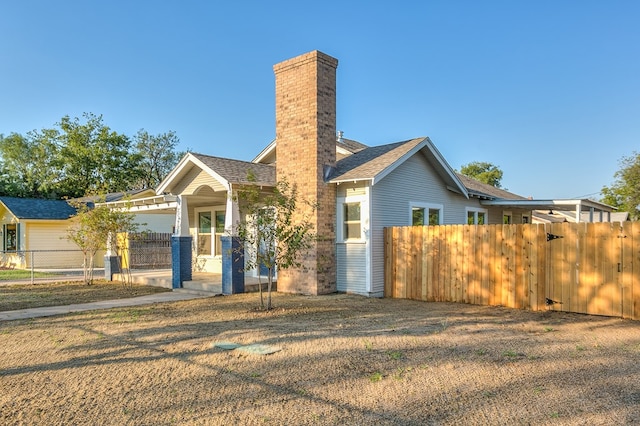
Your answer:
273;50;338;295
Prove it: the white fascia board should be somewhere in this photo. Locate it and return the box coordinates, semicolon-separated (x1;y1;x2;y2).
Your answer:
98;195;178;212
156;152;195;195
370;137;469;199
252;139;276;163
422;138;469;199
369;138;428;186
156;153;232;195
188;155;232;192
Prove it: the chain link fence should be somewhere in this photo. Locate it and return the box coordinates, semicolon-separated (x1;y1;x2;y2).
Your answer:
0;250;101;285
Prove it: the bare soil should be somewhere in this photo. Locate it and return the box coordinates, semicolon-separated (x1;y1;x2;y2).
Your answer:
1;292;639;425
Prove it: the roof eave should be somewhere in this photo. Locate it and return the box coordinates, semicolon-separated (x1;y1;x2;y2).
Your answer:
481;199;617;212
422;138;469;199
329;177;373;185
157;152;233;194
252;139;276;163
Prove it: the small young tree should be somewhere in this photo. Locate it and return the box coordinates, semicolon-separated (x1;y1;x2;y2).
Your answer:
67;201;139;285
235;176;315;310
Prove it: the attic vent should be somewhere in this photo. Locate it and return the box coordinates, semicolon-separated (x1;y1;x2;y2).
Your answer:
336;130;344;143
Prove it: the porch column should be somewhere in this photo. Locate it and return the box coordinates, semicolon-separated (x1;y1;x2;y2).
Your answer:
222;188;244;294
172;195;192;289
175;194;190;236
575;203;582;223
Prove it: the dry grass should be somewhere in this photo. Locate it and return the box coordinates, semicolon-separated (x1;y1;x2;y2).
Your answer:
0;280;170;311
1;292;640;425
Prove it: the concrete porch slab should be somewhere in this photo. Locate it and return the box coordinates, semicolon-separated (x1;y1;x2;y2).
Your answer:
113;270;275;294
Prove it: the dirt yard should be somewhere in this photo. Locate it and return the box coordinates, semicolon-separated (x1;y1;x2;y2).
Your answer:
1;292;639;425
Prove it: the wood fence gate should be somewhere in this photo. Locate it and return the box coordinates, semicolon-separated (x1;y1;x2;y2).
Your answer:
384;222;640;320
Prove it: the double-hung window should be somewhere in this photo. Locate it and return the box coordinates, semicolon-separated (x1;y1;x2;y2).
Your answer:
337;194;367;242
343;203;361;240
466;208;487;225
196;208;226;256
410;203;443;226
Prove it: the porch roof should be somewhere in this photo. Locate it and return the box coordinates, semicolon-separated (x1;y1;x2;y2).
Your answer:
157;152;276;196
192;153;276;186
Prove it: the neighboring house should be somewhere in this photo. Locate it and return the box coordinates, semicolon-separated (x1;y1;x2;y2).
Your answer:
106;50;617;297
0;196;83;269
0;190;176;271
533;210;628;223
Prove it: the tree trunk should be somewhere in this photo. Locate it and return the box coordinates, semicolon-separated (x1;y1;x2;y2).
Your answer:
266;267;274;310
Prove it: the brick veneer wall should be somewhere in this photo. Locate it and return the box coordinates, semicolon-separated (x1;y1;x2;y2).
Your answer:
273;50;338;295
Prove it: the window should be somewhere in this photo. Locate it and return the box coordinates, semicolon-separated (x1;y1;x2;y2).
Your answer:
337;194;367;242
215;211;225;256
522;215;530;224
197;212;212;255
466;208;487;225
3;224;17;251
503;211;512;224
412;207;425;226
196;208;226;256
428;208;440;225
410;203;443;226
478;212;486;225
343;202;361;240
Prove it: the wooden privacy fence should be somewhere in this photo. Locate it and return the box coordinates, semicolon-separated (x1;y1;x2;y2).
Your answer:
117;232;172;269
384;222;640;320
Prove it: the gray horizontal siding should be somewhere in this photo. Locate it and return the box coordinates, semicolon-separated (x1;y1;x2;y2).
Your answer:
370;153;488;295
336;243;367;294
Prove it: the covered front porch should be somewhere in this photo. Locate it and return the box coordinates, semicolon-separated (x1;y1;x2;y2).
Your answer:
103;152;277;295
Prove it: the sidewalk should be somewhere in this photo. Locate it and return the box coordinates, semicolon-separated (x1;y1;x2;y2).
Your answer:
0;290;211;322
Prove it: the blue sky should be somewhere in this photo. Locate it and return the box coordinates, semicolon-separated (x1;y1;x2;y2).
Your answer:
1;1;638;200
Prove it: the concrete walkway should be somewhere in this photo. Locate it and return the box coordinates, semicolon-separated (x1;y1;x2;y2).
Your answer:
0;290;211;322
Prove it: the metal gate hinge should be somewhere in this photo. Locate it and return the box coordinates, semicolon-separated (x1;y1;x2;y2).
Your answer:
546;233;563;241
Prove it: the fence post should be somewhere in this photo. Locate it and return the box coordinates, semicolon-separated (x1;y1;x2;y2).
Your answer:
30;251;34;285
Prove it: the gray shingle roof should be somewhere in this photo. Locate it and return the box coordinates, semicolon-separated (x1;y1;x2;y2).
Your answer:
337;138;368;154
0;197;78;220
455;173;527;200
330;137;426;183
192;153;276;186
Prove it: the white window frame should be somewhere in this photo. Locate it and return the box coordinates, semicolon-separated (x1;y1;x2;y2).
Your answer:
337;195;368;243
194;205;225;257
465;207;488;225
409;202;443;226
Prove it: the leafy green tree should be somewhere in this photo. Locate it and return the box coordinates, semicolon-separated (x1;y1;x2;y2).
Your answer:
66;201;139;285
0;130;61;198
460;161;504;188
601;151;640;220
235;175;315;310
133;130;183;189
0;114;183;199
57;113;143;198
